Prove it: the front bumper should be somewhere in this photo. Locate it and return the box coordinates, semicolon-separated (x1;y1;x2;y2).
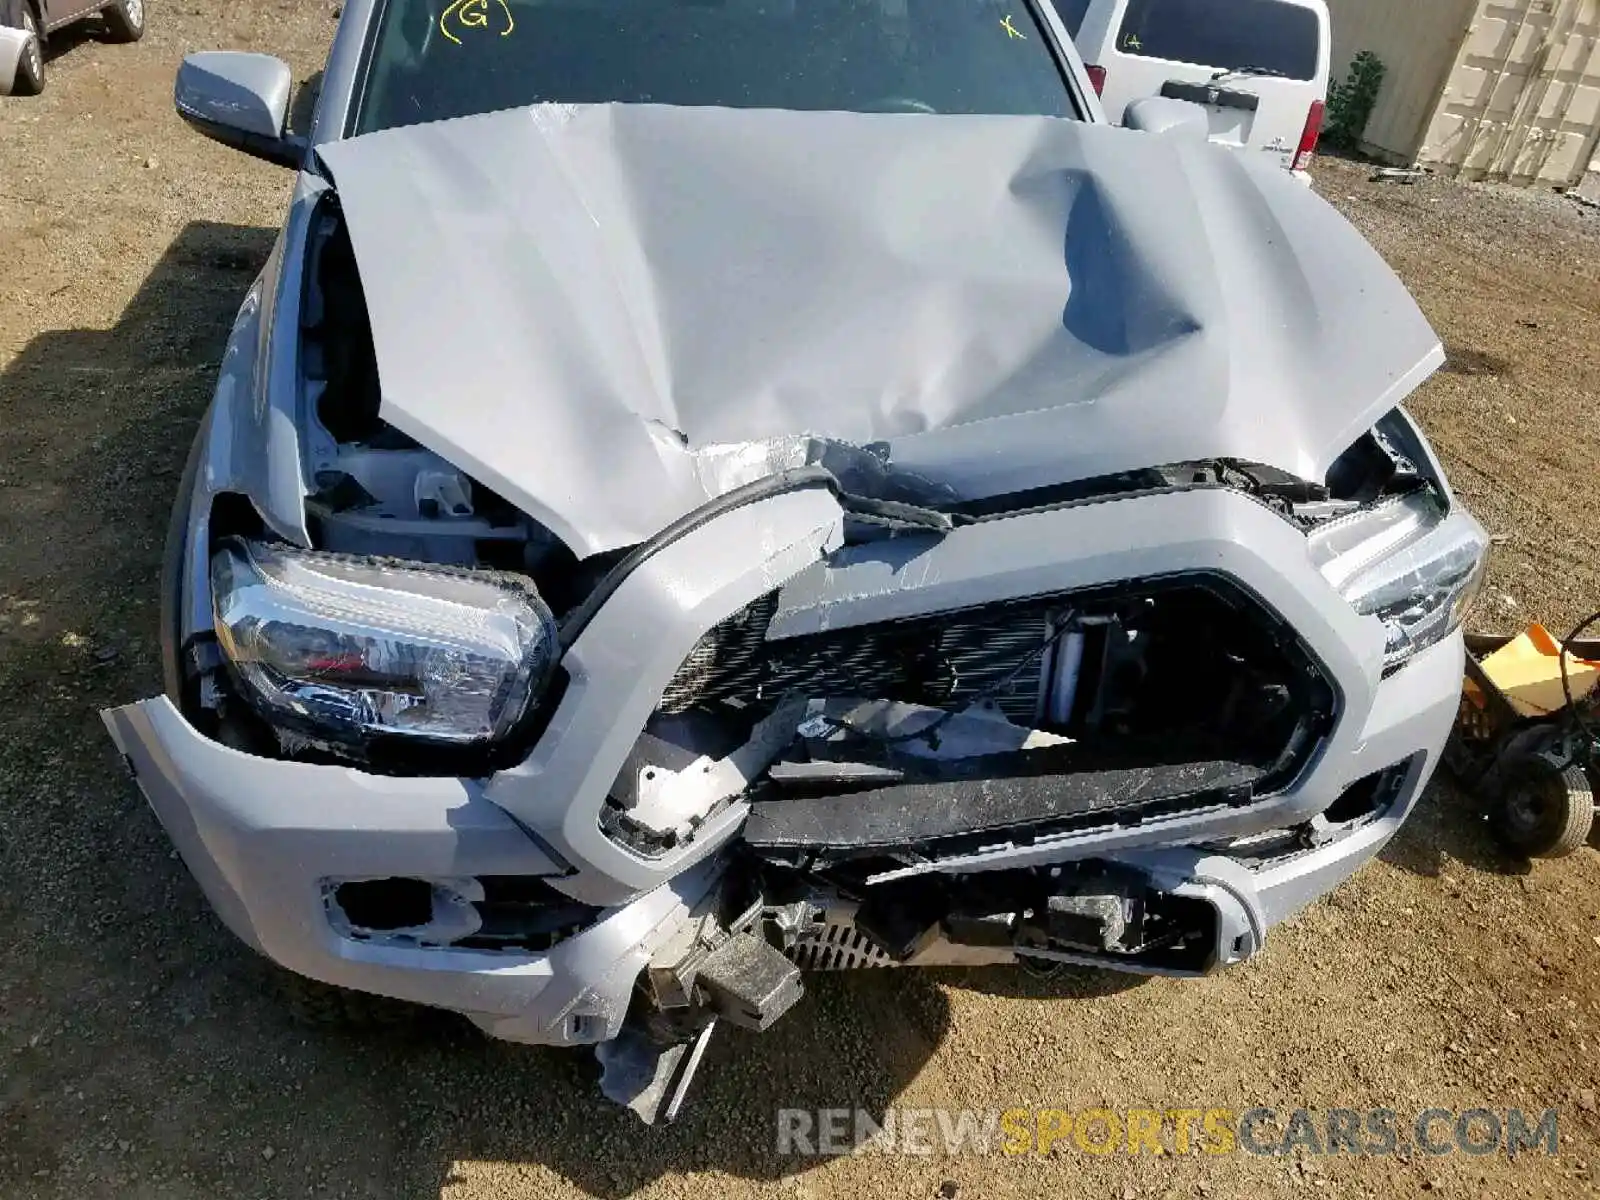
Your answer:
0;25;30;95
103;695;723;1045
104;481;1465;1040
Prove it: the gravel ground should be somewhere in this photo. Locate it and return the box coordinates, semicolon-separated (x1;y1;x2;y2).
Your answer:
3;10;1600;1199
1319;159;1600;640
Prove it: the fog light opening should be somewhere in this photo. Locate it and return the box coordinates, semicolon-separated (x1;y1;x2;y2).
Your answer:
332;877;436;931
1323;760;1413;825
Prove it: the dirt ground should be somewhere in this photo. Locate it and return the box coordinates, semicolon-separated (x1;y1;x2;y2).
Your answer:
3;7;1600;1199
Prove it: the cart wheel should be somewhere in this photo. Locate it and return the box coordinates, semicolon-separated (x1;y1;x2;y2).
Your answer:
1489;760;1595;859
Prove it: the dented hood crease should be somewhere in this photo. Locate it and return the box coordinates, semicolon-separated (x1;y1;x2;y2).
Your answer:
317;103;1443;557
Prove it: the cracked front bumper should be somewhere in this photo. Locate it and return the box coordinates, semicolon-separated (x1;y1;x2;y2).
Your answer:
104;479;1464;1038
104;694;722;1045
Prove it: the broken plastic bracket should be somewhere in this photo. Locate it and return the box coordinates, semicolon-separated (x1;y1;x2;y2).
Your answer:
596;1019;719;1125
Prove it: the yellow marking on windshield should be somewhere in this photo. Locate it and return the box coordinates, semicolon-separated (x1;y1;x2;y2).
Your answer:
1000;14;1026;39
440;0;515;45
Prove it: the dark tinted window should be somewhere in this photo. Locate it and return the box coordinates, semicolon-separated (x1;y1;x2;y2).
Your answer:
1116;0;1319;81
1058;0;1090;36
357;0;1077;135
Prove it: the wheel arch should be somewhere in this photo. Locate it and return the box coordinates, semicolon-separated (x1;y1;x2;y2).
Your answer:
2;0;38;29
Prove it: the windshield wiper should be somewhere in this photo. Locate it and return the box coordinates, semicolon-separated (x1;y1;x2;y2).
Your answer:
1211;65;1290;81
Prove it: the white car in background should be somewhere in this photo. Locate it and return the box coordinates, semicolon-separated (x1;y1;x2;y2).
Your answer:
1063;0;1331;180
0;0;145;95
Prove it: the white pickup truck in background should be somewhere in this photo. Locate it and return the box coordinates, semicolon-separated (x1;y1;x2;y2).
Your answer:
1063;0;1332;181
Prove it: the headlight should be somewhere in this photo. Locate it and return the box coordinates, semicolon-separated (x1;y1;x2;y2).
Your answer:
1309;491;1489;670
211;538;558;746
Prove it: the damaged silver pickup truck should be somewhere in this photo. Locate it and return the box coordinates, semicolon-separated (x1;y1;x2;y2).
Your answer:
104;0;1489;1121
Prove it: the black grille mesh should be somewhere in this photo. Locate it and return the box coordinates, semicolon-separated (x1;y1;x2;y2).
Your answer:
659;594;1058;723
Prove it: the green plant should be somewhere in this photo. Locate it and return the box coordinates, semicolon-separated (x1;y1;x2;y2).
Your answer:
1324;50;1386;153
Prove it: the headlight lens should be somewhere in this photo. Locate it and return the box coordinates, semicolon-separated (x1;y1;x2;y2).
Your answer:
211;539;558;746
1309;491;1490;670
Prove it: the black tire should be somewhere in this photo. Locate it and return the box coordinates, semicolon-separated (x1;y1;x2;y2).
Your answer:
11;5;44;95
1489;760;1595;859
278;971;425;1030
100;0;143;43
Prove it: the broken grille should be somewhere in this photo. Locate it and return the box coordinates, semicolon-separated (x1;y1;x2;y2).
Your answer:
659;594;1061;724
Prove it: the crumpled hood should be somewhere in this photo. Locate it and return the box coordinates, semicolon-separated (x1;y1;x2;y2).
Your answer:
318;103;1442;556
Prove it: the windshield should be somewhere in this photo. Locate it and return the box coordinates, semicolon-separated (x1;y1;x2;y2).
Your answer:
353;0;1078;134
1116;0;1320;82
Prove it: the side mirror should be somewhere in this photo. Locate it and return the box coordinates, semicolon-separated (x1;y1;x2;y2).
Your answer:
1122;97;1211;140
175;51;306;170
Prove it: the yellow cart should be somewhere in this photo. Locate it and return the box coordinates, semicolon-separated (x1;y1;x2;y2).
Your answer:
1446;617;1600;859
